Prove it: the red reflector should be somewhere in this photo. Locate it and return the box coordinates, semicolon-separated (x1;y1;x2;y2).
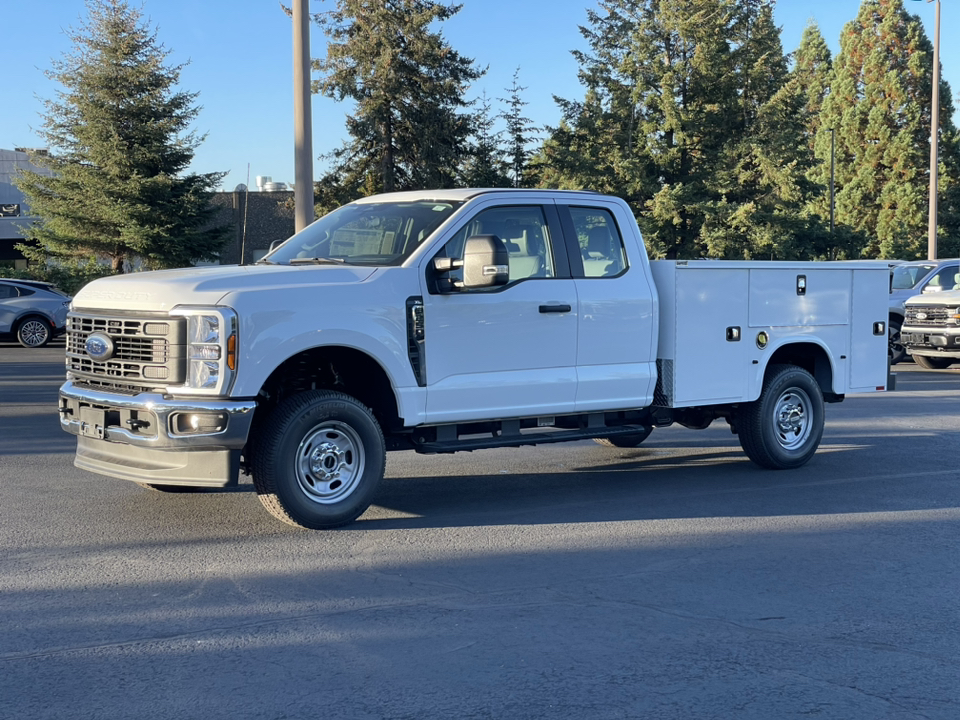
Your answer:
876;386;885;391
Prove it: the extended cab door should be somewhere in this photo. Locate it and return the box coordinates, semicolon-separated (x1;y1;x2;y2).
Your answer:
556;201;658;412
419;201;579;424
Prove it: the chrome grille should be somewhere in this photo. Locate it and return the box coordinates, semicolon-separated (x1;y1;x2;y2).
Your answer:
66;311;186;390
905;306;955;327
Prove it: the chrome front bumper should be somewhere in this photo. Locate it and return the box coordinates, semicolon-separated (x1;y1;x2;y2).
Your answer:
58;380;256;486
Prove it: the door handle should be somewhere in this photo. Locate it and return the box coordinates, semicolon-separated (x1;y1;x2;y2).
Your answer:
539;304;572;314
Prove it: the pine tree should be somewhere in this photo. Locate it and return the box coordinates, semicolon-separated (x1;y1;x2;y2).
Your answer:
498;68;539;188
313;0;482;196
460;92;510;188
544;0;827;259
15;0;227;273
702;0;833;260
820;0;960;259
791;22;833;146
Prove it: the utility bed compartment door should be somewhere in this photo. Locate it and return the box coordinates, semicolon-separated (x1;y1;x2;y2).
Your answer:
748;269;850;327
651;263;749;406
849;269;890;391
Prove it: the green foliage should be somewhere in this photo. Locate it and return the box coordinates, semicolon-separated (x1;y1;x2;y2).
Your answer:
4;257;115;297
820;0;960;260
312;0;482;200
14;0;228;273
460;91;511;188
541;0;828;260
498;68;540;188
791;21;833;146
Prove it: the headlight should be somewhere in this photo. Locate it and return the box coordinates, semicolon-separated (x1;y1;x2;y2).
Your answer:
169;306;238;395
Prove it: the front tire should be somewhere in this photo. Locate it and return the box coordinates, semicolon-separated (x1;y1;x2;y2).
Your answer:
17;316;51;348
913;355;954;370
737;364;824;470
252;390;386;529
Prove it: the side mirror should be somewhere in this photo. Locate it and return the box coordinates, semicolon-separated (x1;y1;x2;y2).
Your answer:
922;285;942;294
433;234;509;292
462;234;509;289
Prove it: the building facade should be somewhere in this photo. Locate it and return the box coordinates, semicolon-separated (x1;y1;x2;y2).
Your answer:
0;148;51;270
0;144;297;269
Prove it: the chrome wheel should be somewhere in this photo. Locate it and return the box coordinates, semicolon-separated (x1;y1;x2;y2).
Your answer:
773;388;812;451
737;364;824;470
295;420;366;504
18;319;50;348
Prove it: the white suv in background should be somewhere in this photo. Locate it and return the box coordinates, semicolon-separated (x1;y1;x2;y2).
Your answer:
889;259;959;363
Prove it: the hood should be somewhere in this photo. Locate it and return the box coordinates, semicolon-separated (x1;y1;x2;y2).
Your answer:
72;264;378;313
905;288;960;307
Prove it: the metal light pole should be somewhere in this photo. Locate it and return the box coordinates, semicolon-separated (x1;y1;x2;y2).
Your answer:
927;0;941;260
913;0;941;259
293;0;315;233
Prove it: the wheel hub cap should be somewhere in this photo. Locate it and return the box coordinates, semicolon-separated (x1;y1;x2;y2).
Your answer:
774;390;812;450
295;421;365;504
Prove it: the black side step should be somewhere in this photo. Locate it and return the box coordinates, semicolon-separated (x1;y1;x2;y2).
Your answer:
413;424;651;454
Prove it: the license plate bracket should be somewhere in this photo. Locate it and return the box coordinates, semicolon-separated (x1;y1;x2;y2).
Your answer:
79;406;106;439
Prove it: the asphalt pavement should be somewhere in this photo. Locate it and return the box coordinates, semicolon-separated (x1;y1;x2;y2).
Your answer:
1;340;959;719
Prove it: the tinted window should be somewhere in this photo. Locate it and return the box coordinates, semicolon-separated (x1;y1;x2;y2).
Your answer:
892;264;936;290
924;266;960;291
266;200;463;266
440;206;556;286
569;207;628;278
0;284;17;299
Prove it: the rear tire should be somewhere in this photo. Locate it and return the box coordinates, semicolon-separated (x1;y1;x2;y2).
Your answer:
737;364;824;470
252;390;385;529
913;355;954;370
594;426;653;448
888;318;906;365
16;316;51;348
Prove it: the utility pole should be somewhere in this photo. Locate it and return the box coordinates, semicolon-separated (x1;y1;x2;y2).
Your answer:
293;0;315;233
913;0;941;259
927;0;941;260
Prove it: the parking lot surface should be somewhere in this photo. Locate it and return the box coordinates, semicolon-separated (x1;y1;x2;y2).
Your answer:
2;341;959;719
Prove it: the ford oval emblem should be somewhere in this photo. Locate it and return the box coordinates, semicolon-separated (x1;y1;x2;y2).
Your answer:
916;313;928;320
85;332;114;361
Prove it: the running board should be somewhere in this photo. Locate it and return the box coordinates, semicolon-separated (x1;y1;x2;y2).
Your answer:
413;424;651;454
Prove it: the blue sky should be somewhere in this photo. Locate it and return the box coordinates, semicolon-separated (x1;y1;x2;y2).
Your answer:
2;0;956;192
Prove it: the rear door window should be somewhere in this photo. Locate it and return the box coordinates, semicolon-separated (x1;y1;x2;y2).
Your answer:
567;207;628;278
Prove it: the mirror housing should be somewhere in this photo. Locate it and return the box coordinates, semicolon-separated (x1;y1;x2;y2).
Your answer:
461;234;509;289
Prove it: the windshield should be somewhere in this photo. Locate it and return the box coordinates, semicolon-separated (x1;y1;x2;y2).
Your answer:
265;200;463;266
892;264;937;290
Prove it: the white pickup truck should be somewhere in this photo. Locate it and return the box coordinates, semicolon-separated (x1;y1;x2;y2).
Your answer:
900;288;960;369
59;189;892;529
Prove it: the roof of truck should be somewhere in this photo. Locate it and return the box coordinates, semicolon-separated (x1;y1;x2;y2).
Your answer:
352;188;603;203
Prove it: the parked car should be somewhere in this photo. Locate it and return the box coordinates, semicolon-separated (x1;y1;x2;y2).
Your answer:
888;259;959;363
0;279;71;348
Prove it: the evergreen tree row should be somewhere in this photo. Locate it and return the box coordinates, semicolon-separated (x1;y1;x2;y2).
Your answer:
314;0;960;261
16;0;960;274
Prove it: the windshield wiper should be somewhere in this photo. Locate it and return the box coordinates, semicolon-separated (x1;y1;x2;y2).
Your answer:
254;258;276;265
288;257;350;265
